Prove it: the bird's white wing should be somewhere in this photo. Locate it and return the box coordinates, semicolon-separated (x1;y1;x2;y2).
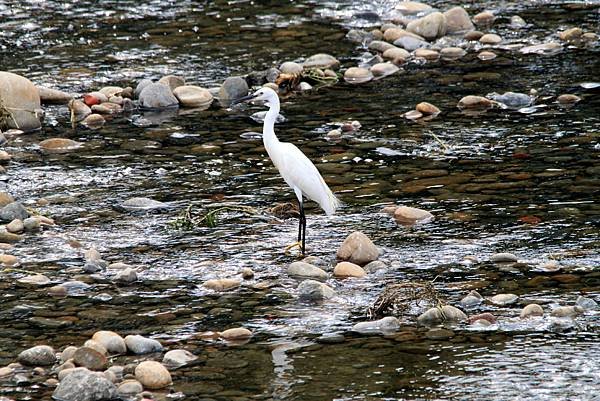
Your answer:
267;142;340;215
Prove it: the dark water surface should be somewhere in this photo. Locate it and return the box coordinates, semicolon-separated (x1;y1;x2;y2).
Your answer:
1;0;599;400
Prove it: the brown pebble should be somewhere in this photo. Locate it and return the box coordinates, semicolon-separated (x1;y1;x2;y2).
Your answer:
557;94;581;104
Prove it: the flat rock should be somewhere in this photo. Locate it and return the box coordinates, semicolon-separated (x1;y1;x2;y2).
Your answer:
343;67;373;84
352;316;400;334
297;279;335;301
124;335;163;355
550;306;583;318
138;83;178;109
135;361;172;389
118;197;170;211
367;40;396;53
17;345;56;366
203;278;241;291
52;369;117;401
519;42;562;55
393;206;433;225
162;349;198;368
490;252;518;263
302;53;340;70
333;261;366;278
395;1;432;14
117;379;143;395
173;85;213;109
72;347;108;371
457;95;494;109
17;274;50;287
39;138;82;151
576;296;598;310
425;328;454;340
490;293;518;306
219;327;253;340
394;35;428;51
287;261;328;280
38;86;72;104
114;267;137;284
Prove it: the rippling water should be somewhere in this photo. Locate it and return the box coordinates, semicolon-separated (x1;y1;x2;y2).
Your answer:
1;0;599;400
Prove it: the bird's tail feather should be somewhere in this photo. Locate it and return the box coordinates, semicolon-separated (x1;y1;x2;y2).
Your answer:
322;186;341;216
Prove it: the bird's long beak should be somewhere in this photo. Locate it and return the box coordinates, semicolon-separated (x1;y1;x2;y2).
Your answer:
231;93;257;105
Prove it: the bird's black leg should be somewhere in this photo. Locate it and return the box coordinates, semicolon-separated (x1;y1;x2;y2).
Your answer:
297;199;303;244
300;201;306;255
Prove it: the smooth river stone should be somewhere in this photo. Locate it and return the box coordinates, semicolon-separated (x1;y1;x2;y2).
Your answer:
393;206;434;225
219;327;253;340
287;261;328;280
135;361;172;389
519;42;562;55
370;62;400;78
343;67;373;84
303;53;340;70
406;12;447;40
333;261;366;278
479;33;502;45
336;231;379;265
394;1;432;14
297;279;335;301
414;48;439;61
520;304;544;318
457;95;494;109
443;6;474;33
382;47;410;61
473;11;495;26
416;102;440;115
173;85;213;109
440;47;466;60
352;316;400;334
490;293;518;306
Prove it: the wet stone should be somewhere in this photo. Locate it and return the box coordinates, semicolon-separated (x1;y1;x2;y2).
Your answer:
460;290;483;307
550;306;583;318
576;296;598;310
287;261;328;280
440;47;466;60
417;307;444;325
316;333;346;344
519;42;562;55
135;361;172;389
219;327;253;340
488;92;532;108
114;267;137;284
124;335;163;355
382;47;410;62
490;294;518;306
393;206;434;225
343;67;373;84
464;30;484;41
511;15;527;28
333;261;366;278
406;12;447;40
468;313;496;324
6;219;24;233
557;94;581;104
117;379;143;396
395;1;431;15
17;274;50;287
414;49;439;61
158;75;185;91
297;279;335;301
352;317;400;334
403;110;423;120
479;33;502;45
490;253;518;263
559;27;583;41
520;304;544;319
163;349;198;368
0;202;30;223
139;83;178;109
81;114;105;128
73;347;108;371
370;62;400;78
441;305;467;321
17;345;56;366
425;328;454;340
39;138;82;151
394;36;428;51
53;369;117;401
92;331;126;355
336;231;379;265
367;40;396;53
473;11;495;26
478;51;497;60
279;61;303;74
302;53;340;70
203;278;241;291
444;6;474;34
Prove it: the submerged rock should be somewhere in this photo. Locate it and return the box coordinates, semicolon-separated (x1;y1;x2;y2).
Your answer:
460;290;483;307
519;42;562;55
118;197;170;211
352;316;400;334
68;99;92;121
415;102;440;115
158;75;185;91
163;349;198;368
81;114;105;128
394;1;431;14
72;347;108;371
394;36;428;51
417;307;444;325
52;369;117;401
557;94;581;104
134;79;152;98
203;278;241;291
490;252;518;263
0;71;43;132
297;279;335;301
393;206;433;225
39;138;82;152
336;231;379;265
370;62;400;78
487;92;533;108
576;296;598;310
479;33;502;45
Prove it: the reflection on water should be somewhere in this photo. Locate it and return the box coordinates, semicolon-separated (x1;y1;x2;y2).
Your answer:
1;0;599;400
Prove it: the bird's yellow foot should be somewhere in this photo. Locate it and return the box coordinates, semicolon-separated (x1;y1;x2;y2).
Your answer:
284;241;302;255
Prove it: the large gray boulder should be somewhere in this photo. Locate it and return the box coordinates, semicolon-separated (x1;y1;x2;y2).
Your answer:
52;369;117;401
0;71;43;131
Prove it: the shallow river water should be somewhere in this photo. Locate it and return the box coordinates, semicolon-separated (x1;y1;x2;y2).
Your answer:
0;0;599;400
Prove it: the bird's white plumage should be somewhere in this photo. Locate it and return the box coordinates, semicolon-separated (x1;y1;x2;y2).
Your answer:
251;87;340;215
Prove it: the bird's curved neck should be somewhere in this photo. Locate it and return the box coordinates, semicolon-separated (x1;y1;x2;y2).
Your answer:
263;97;280;148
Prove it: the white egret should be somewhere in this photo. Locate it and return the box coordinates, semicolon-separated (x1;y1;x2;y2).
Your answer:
233;87;340;255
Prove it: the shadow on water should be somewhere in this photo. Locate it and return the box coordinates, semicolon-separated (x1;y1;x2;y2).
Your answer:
0;0;599;400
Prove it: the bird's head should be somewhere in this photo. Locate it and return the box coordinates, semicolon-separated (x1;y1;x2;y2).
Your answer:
232;87;279;107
